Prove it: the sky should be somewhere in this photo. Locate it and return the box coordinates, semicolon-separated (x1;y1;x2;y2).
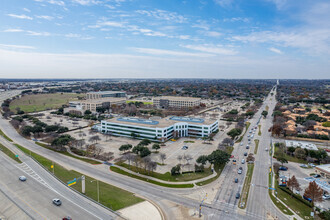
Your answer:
0;0;329;79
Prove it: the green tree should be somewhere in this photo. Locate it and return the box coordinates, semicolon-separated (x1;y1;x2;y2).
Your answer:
196;155;208;165
207;150;230;165
84;110;92;115
140;147;151;158
139;139;151;146
262;110;268;118
227;128;242;139
277;156;288;166
171;164;181;176
152;143;160;152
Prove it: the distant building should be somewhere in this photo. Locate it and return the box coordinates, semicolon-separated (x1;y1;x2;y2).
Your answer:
81;98;126;112
285;140;318;151
153;96;201;109
86;91;126;99
100;116;218;142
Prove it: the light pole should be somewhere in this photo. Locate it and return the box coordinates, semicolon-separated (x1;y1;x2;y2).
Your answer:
91;179;99;203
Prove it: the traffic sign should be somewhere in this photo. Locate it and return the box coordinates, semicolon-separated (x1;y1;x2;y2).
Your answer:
269;187;276;190
67;178;77;186
15;155;19;158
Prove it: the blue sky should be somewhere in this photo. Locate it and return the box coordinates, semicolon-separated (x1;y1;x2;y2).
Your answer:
0;0;329;79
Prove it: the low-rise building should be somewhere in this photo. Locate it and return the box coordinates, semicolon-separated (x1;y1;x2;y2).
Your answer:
86;91;126;99
315;164;330;179
81;98;126;112
153;96;201;109
100;116;218;142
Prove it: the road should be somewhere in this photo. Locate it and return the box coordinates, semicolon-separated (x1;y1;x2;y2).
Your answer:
0;88;288;220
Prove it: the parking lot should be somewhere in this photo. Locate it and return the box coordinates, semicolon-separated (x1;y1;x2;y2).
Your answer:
279;161;330;210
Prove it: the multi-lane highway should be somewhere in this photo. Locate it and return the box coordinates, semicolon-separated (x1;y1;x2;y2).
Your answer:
0;87;289;220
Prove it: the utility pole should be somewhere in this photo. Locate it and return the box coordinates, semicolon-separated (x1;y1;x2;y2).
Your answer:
91;179;99;202
199;193;207;218
82;175;85;194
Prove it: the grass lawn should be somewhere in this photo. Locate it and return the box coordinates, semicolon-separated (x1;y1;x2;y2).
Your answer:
116;161;212;182
274;146;307;164
0;129;13;142
274;175;312;219
10;93;82;113
254;139;259;154
35;142;101;165
14;143;143;210
268;173;294;215
238;164;254;209
0;143;22;163
110;166;194;188
236;122;251;143
258;125;261;136
126;101;153;105
196;163;224;186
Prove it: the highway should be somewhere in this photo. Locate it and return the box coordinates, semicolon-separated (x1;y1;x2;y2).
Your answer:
0;88;288;220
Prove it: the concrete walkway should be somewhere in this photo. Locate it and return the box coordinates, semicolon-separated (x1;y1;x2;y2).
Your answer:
112;164;218;185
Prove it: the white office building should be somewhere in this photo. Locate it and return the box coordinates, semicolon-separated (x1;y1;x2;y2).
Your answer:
100;116;218;142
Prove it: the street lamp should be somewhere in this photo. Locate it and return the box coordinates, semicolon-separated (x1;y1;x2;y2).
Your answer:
91;179;99;203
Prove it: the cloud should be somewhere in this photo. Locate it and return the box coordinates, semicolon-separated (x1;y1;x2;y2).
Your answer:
204;31;222;37
136;9;187;23
65;33;81;38
182;44;237;55
266;0;287;10
223;17;249;22
35;15;54;20
34;0;65;6
26;31;51;36
3;29;24;33
7;14;33;20
214;0;233;8
131;47;214;57
269;47;283;54
23;8;31;12
71;0;102;6
192;20;210;30
90;21;126;28
0;44;35;50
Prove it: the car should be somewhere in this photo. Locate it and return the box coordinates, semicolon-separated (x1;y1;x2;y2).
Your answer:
244;152;248;156
247;135;250;137
235;178;238;183
236;193;240;199
300;164;308;168
308;163;316;167
181;146;188;150
63;217;72;220
53;198;62;206
246;145;249;149
241;159;245;164
314;174;321;178
19;176;27;181
265;148;268;151
230;155;234;158
303;195;312;202
240;143;243;146
279;166;288;171
322;195;330;200
248;141;251;145
248;138;251;141
239;167;243;170
251;135;254;138
233;159;237;165
238;169;242;174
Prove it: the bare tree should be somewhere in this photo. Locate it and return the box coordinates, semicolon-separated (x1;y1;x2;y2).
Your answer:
177;155;183;164
94;146;103;157
159;153;166;165
142;157;151;171
304;181;323;206
273;162;281;175
10;119;21;129
76;139;85;150
287;175;301;197
86;144;96;157
89;135;101;144
222;138;234;146
124;153;135;169
184;154;193;165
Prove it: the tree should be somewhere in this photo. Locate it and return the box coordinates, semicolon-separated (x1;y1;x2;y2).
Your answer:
21;125;33;137
227;128;242;139
287;175;301;197
159;153;166;165
246;153;255;163
152;143;160;152
84;110;92;115
277;156;288;166
222;138;234;146
177;155;183;164
171;164;181;176
207;150;230;165
304;181;323;206
139;139;151;146
196;155;208;165
294;148;306;159
124;153;135;168
273;162;281;175
262;110;268;118
183;154;193;165
89;135;101;144
140;147;151;158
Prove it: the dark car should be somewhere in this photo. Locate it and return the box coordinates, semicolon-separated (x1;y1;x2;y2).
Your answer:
314;174;321;178
236;193;240;199
279;166;288;171
246;146;249;149
303;195;312;202
53;198;62;206
244;152;248;156
63;217;72;220
235;178;238;183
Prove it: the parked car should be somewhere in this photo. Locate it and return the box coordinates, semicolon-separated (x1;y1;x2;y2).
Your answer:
235;178;238;183
300;164;308;168
314;174;321;178
240;143;243;146
53;198;62;206
303;195;312;202
230;155;234;158
244;152;248;156
308;163;316;167
239;167;243;170
279;166;288;171
63;217;72;220
182;146;188;150
19;176;27;182
236;192;240;199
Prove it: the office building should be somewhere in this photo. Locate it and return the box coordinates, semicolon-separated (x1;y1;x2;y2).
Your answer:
153;96;201;109
81;98;126;112
86;91;126;99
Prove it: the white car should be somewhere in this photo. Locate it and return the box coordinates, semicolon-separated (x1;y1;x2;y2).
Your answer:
19;176;27;181
240;143;243;146
238;169;242;174
300;164;308;168
265;148;268;151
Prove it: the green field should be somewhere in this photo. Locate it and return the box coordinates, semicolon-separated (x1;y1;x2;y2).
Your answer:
0;143;21;163
274;146;307;164
10;93;82;113
126;101;153;105
14;144;143;210
238;164;254;209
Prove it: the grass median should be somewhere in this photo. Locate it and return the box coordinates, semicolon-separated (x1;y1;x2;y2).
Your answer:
0;143;21;163
35;142;101;165
258;125;261;136
110;166;194;188
238;164;254;209
0;129;13;142
254;139;259;154
14;143;144;210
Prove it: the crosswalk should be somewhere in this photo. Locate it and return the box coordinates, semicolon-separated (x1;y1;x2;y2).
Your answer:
16;162;51;189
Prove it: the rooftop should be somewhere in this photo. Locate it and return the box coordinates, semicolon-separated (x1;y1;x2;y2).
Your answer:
153;96;201;101
104;116;216;128
81;97;126;104
87;91;126;94
316;164;330;173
